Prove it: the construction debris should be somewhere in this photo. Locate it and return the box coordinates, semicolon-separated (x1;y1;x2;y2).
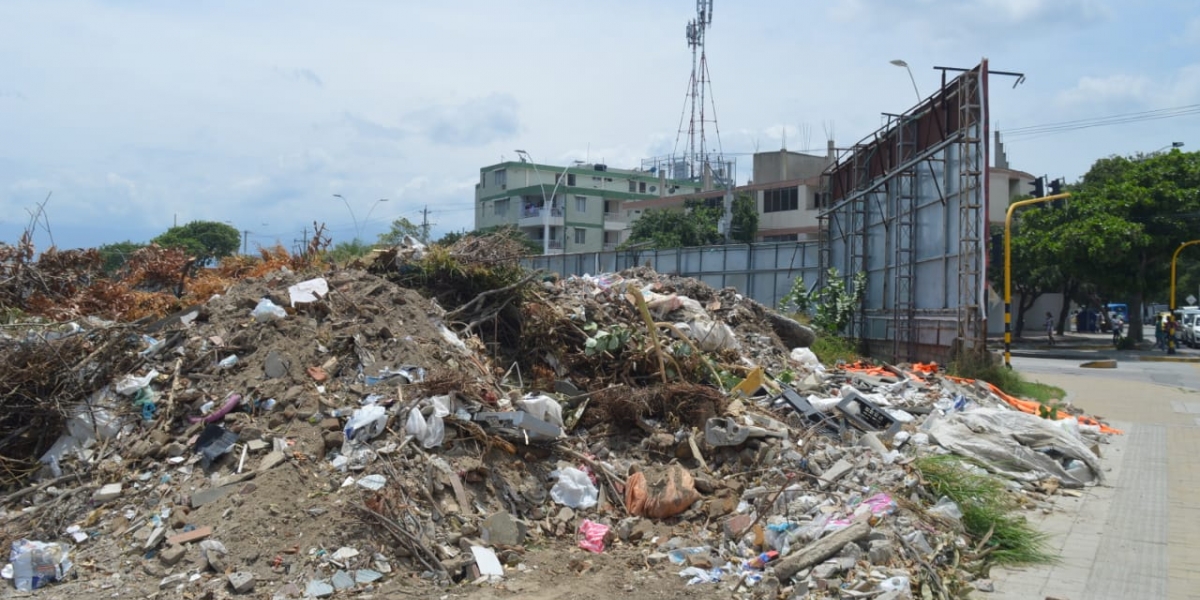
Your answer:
0;235;1122;599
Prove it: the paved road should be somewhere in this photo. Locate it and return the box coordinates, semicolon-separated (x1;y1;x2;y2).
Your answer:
990;356;1200;599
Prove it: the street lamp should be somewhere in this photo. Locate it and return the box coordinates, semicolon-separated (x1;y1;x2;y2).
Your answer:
332;194;360;242
1157;142;1185;153
889;59;922;102
363;198;389;242
514;150;582;254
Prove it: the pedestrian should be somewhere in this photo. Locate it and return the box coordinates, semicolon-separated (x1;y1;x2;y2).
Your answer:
1044;311;1056;346
1155;314;1165;350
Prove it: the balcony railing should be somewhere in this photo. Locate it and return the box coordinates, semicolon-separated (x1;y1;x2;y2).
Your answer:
547;240;563;250
603;211;625;220
603;243;618;251
521;206;563;219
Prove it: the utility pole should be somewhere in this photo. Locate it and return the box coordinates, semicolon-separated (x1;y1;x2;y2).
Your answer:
420;205;432;244
242;230;250;255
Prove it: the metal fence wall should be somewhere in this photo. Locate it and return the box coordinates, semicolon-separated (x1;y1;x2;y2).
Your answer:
523;241;821;310
821;63;989;363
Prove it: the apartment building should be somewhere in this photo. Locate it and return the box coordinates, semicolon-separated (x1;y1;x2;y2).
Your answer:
474;160;698;254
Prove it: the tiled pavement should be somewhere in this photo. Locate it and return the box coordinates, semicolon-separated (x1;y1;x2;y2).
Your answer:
990;373;1200;599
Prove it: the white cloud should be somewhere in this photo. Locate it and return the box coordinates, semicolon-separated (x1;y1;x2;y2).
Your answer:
1056;64;1200;109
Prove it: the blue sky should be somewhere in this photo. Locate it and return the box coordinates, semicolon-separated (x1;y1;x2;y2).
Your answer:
1;0;1197;252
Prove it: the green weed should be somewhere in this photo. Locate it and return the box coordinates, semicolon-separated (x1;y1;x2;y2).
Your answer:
914;455;1057;566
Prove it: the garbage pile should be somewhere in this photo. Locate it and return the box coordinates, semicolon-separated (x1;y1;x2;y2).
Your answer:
0;246;1120;599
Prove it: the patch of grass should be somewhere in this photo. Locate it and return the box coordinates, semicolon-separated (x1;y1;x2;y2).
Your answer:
948;352;1064;403
914;455;1057;567
810;334;860;366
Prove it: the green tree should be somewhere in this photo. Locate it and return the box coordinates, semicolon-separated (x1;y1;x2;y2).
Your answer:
623;199;724;249
97;240;146;275
377;217;423;246
730;193;759;244
1049;149;1200;341
328;239;374;263
152;221;240;263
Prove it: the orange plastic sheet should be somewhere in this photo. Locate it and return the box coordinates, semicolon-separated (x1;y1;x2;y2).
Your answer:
945;375;1123;435
911;362;939;375
843;361;893;377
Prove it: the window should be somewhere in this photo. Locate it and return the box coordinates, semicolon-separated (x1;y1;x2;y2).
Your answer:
639;181;647;193
493;169;507;188
764;187;800;212
493;199;509;216
567;173;576;186
575;196;587;213
628;180;637;192
574;228;587;245
604;200;620;214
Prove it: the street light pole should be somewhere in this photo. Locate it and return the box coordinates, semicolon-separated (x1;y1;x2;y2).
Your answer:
363;199;389;243
1156;142;1185;153
1004;191;1071;369
889;59;922;101
514;150;581;254
332;194;361;242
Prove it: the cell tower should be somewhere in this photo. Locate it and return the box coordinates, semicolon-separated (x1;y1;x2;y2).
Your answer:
643;0;733;189
681;0;728;185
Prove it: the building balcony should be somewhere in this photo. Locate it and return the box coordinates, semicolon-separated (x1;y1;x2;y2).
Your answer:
603;243;618;251
518;207;564;228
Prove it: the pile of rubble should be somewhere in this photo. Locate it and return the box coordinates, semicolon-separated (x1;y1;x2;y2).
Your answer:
0;248;1120;599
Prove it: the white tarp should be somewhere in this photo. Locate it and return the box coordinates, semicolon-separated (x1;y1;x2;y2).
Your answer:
926;408;1104;487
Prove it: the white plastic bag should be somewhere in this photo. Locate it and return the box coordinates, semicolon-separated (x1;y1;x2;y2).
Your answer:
927;496;963;522
789;347;824;372
114;370;158;396
344;405;388;442
517;394;564;427
404;407;444;448
251;298;287;322
549;467;598;509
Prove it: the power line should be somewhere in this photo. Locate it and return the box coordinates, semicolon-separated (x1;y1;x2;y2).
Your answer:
1004;103;1200;142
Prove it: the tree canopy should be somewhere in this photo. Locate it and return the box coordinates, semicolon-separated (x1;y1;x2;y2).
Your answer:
151;221;240;264
1007;148;1200;340
377;217;423;246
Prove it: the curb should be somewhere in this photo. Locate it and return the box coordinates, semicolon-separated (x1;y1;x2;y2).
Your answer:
1135;355;1200;363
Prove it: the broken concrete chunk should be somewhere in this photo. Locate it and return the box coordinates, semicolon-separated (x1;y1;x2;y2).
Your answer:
92;483;122;503
354;569;383;584
257;451;286;472
143;526;167;550
228;571;256;593
480;511;526;547
160;573;187;589
819;458;855;489
159;544;187;567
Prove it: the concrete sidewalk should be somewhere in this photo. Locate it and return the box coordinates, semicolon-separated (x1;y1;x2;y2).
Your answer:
989;373;1200;599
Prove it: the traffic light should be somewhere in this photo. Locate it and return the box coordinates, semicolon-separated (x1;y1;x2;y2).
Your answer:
1029;176;1045;198
1048;178;1066;209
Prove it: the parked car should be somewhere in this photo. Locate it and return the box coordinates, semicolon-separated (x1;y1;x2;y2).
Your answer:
1176;308;1200;347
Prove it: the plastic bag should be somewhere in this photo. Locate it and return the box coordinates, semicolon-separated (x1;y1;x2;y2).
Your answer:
577;519;610;553
928;496;963;522
789;347;824;372
114;370;158;396
550;467;598;509
344;405;388;442
10;539;72;591
517;394;564;427
678;319;740;352
625;464;701;519
251;298;287;322
404;408;444;448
